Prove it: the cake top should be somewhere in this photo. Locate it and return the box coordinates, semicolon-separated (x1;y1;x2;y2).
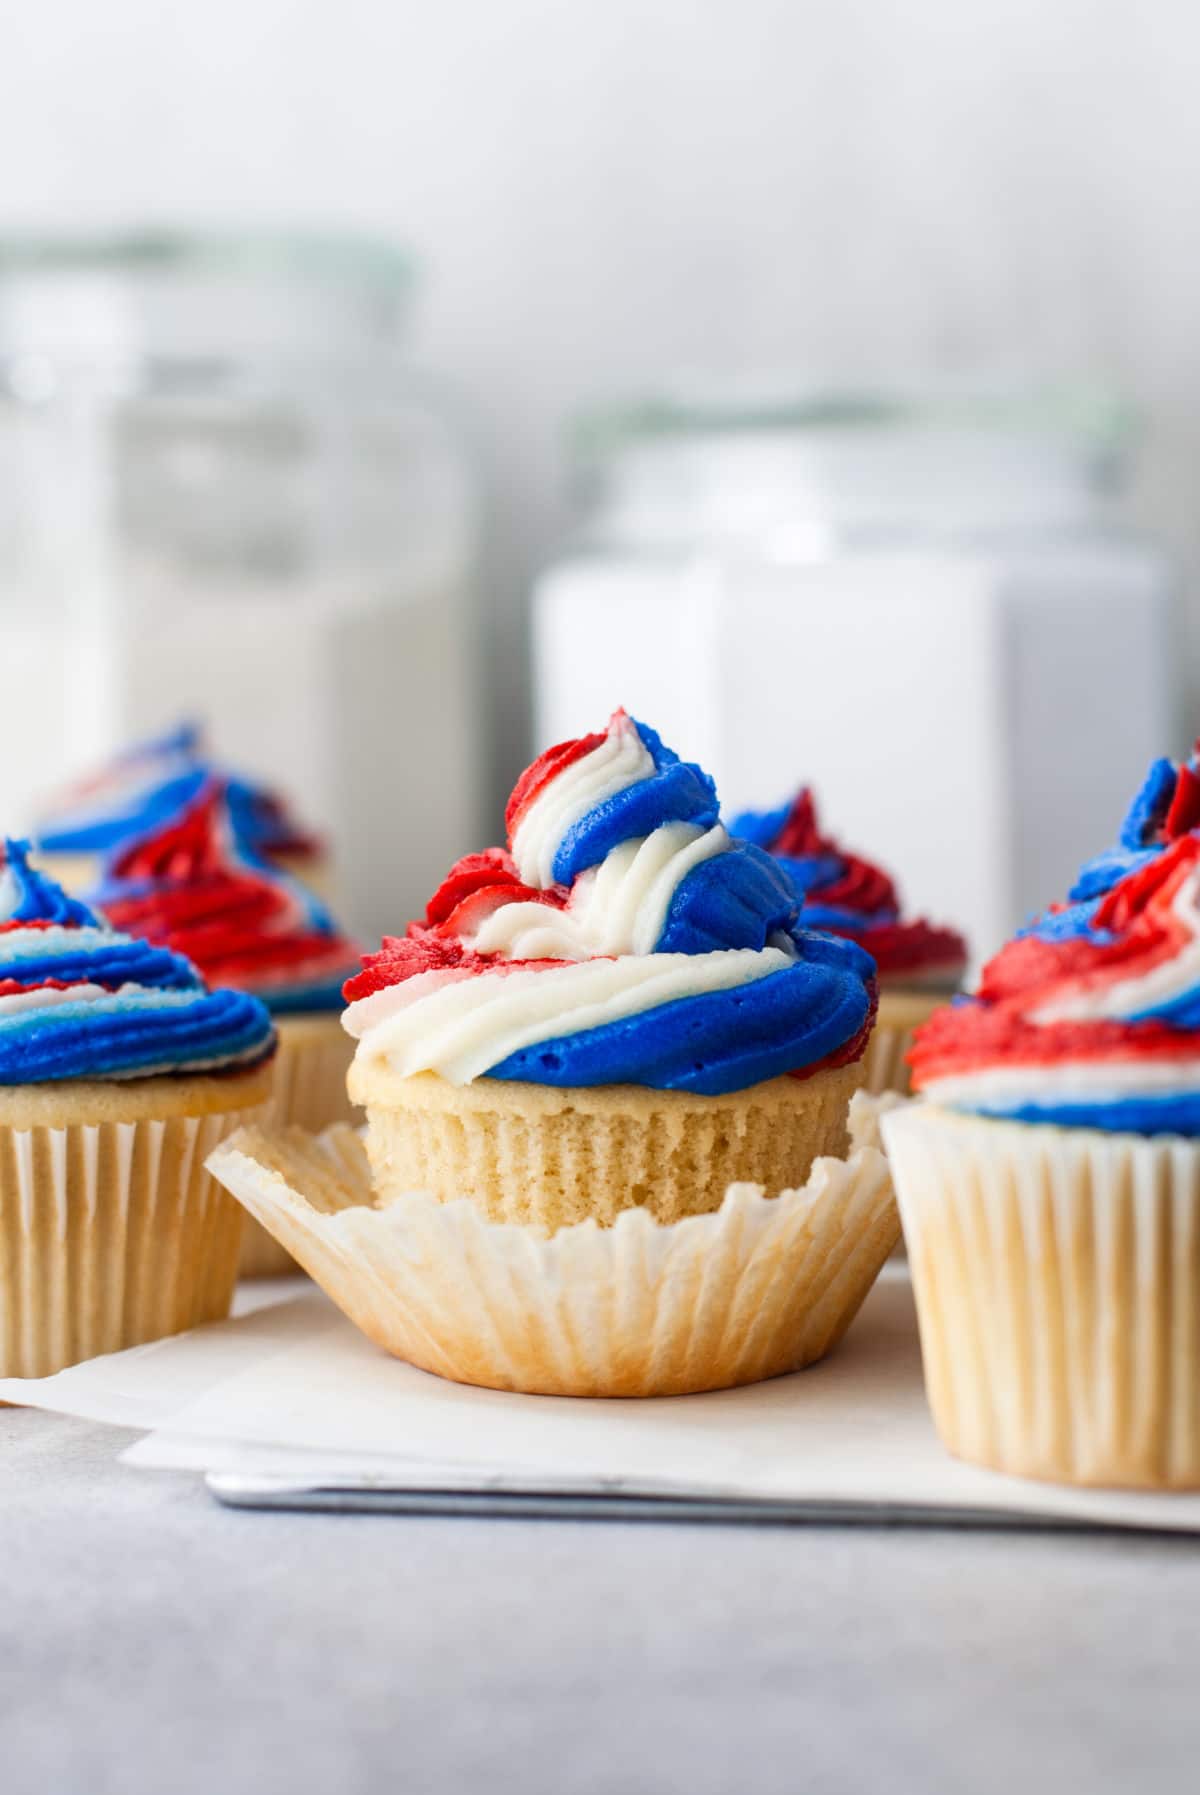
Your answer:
92;785;358;1015
0;838;274;1084
343;709;876;1095
35;721;322;866
729;789;966;987
910;831;1200;1135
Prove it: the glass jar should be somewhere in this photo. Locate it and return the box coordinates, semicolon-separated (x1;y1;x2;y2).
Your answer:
534;383;1175;959
0;231;481;939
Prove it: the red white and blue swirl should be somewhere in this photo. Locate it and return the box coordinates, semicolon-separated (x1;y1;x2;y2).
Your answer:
0;839;274;1083
343;710;876;1096
730;788;966;985
91;785;359;1015
35;721;323;868
911;830;1200;1135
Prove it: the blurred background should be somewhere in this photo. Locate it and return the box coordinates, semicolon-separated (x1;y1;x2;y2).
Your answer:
1;0;1196;954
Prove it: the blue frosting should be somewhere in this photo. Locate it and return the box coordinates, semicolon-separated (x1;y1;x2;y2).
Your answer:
954;1094;1200;1136
1068;756;1182;904
489;930;874;1096
656;841;799;954
550;719;718;885
0;839;274;1084
38;722;312;863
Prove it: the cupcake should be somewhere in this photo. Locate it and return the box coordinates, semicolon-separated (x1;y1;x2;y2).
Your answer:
731;788;967;1095
0;839;274;1378
208;710;900;1396
91;783;360;1277
32;721;331;898
883;817;1200;1490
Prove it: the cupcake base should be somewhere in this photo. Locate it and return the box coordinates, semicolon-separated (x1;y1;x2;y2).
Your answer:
347;1059;865;1233
208;1092;900;1398
882;1103;1200;1490
0;1064;270;1379
238;1012;358;1279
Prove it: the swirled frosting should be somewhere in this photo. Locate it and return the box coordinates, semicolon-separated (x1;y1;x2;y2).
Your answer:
0;839;274;1083
92;786;358;1014
911;834;1200;1134
343;710;876;1095
730;789;966;986
35;722;323;867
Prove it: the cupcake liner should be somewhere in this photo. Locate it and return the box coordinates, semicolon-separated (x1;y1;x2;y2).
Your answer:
207;1091;901;1398
238;1013;358;1279
348;1060;865;1233
0;1109;246;1380
862;989;949;1097
881;1103;1200;1490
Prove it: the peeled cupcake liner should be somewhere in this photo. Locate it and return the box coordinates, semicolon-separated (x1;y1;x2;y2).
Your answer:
238;1012;359;1279
207;1091;902;1398
0;1107;249;1381
881;1102;1200;1490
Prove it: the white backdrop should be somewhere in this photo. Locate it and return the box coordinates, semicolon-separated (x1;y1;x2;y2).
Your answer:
2;0;1198;782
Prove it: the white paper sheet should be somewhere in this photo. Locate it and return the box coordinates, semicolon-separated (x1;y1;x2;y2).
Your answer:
7;1270;1200;1531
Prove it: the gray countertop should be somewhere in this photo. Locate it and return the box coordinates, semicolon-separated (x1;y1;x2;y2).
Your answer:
3;1405;1197;1795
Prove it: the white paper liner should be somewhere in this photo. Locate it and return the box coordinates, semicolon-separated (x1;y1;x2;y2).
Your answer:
882;1102;1200;1489
208;1092;902;1397
0;1111;245;1380
239;1016;358;1279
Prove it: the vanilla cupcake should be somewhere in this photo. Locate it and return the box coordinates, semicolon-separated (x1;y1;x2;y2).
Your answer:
883;795;1200;1490
32;721;332;898
89;783;360;1276
0;839;274;1378
209;710;900;1397
731;789;966;1095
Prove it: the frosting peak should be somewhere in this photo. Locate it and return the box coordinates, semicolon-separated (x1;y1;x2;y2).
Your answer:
0;839;274;1084
730;788;967;985
93;786;358;1014
35;721;322;867
344;711;876;1095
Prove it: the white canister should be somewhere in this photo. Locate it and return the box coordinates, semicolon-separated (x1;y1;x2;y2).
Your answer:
533;387;1175;963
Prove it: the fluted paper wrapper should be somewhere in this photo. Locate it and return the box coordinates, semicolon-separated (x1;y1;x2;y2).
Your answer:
208;1093;901;1397
882;1103;1200;1490
0;1112;245;1380
238;1014;358;1279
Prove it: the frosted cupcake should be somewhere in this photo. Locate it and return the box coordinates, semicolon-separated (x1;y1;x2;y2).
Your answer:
33;721;331;898
208;711;900;1396
92;784;360;1276
0;839;274;1378
883;828;1200;1489
731;789;966;1094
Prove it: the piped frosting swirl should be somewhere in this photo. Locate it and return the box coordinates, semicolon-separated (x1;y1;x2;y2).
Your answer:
343;710;876;1095
0;839;274;1083
92;786;358;1014
730;789;966;986
912;830;1200;1135
35;721;322;868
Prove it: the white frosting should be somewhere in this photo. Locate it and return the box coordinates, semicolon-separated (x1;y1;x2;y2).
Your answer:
343;946;790;1085
468;823;731;962
922;1057;1200;1107
1033;863;1200;1025
0;984;209;1020
510;718;655;889
0;924;115;960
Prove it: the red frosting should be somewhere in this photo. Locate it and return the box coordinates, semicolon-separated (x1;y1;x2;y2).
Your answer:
910;837;1200;1087
98;785;357;998
774;789;966;982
